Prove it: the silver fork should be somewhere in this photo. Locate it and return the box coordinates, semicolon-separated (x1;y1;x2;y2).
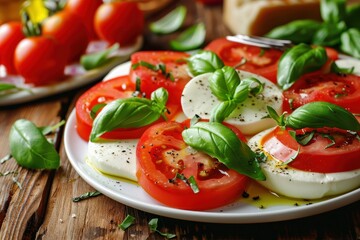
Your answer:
226;34;294;51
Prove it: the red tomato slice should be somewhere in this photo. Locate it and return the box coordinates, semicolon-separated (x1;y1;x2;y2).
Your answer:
283;73;360;113
136;121;249;210
75;75;180;141
261;126;360;173
204;38;282;83
130;51;191;106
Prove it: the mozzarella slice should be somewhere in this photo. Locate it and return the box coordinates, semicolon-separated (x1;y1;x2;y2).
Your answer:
248;129;360;199
181;70;283;135
87;140;138;181
335;58;360;76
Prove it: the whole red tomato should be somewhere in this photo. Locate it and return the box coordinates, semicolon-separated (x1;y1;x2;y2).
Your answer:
0;22;25;75
14;36;67;86
42;10;89;63
94;2;144;46
65;0;102;40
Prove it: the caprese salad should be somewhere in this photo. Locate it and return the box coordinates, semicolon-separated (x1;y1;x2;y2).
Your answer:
74;38;360;210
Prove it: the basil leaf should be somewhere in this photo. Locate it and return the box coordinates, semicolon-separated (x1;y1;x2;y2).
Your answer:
265;20;322;44
296;131;315;146
0;83;30;95
80;43;119;71
285;101;360;131
170;22;206;51
345;3;360;29
187;51;224;76
148;218;176;239
119;215;136;230
210;100;238;123
72;191;101;202
182;122;265;180
9;119;60;169
39;120;66;135
312;21;346;47
209;66;240;101
330;62;354;75
320;0;346;23
340;28;360;59
90;88;168;142
209;67;264;122
149;5;186;34
277;44;328;90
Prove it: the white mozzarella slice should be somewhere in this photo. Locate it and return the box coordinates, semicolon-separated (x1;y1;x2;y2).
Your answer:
181;70;283;135
87;140;138;181
248;129;360;199
335;58;360;76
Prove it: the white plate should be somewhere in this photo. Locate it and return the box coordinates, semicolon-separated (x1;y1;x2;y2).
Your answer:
64;110;360;223
64;59;360;223
0;38;142;106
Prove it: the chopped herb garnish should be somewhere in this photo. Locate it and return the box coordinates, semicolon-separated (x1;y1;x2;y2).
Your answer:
321;133;336;149
119;214;136;230
12;177;22;189
0;170;18;176
171;173;199;194
283;146;300;165
148;218;176;239
72;191;102;202
0;154;12;164
132;61;174;81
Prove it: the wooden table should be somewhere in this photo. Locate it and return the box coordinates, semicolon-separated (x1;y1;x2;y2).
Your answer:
1;1;359;239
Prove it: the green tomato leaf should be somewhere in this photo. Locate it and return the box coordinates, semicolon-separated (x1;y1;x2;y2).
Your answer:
265;19;322;44
320;0;346;23
9;119;60;169
170;22;206;51
149;5;186;34
80;43;119;71
187;50;224;76
285;101;360;131
90;89;169;142
277;43;328;90
340;28;360;59
182;122;265;180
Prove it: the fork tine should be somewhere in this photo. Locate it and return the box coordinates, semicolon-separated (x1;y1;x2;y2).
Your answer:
226;34;293;50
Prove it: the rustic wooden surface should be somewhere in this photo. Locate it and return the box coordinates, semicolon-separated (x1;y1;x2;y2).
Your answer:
0;0;359;239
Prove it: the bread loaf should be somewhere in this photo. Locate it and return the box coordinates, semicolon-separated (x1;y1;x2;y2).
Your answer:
223;0;322;36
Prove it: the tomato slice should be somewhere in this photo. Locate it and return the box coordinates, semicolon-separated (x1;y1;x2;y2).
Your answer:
283;73;360;113
204;38;282;83
136;121;249;210
129;51;191;106
261;126;360;173
75;75;181;141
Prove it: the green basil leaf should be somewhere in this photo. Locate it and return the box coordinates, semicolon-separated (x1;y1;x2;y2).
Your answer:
148;218;176;239
285;101;360;131
119;214;136;230
187;50;224;76
170;22;206;51
9;119;60;169
296;131;315;146
38;120;66;135
0;83;30;95
234;77;264;100
80;43;119;71
90;88;168;142
182;122;265;180
340;28;360;59
265;20;322;44
320;0;346;23
277;44;328;90
209;66;240;101
267;106;286;127
149;5;186;34
72;191;101;202
330;62;354;74
210;100;237;123
345;3;360;29
312;21;346;46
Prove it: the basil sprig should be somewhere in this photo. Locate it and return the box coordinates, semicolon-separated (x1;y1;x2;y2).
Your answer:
182;122;266;180
187;51;224;76
340;28;360;59
9;119;60;170
90;88;169;142
268;101;360;131
277;44;328;90
170;22;206;51
149;5;186;34
265;0;360;59
209;66;264;122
